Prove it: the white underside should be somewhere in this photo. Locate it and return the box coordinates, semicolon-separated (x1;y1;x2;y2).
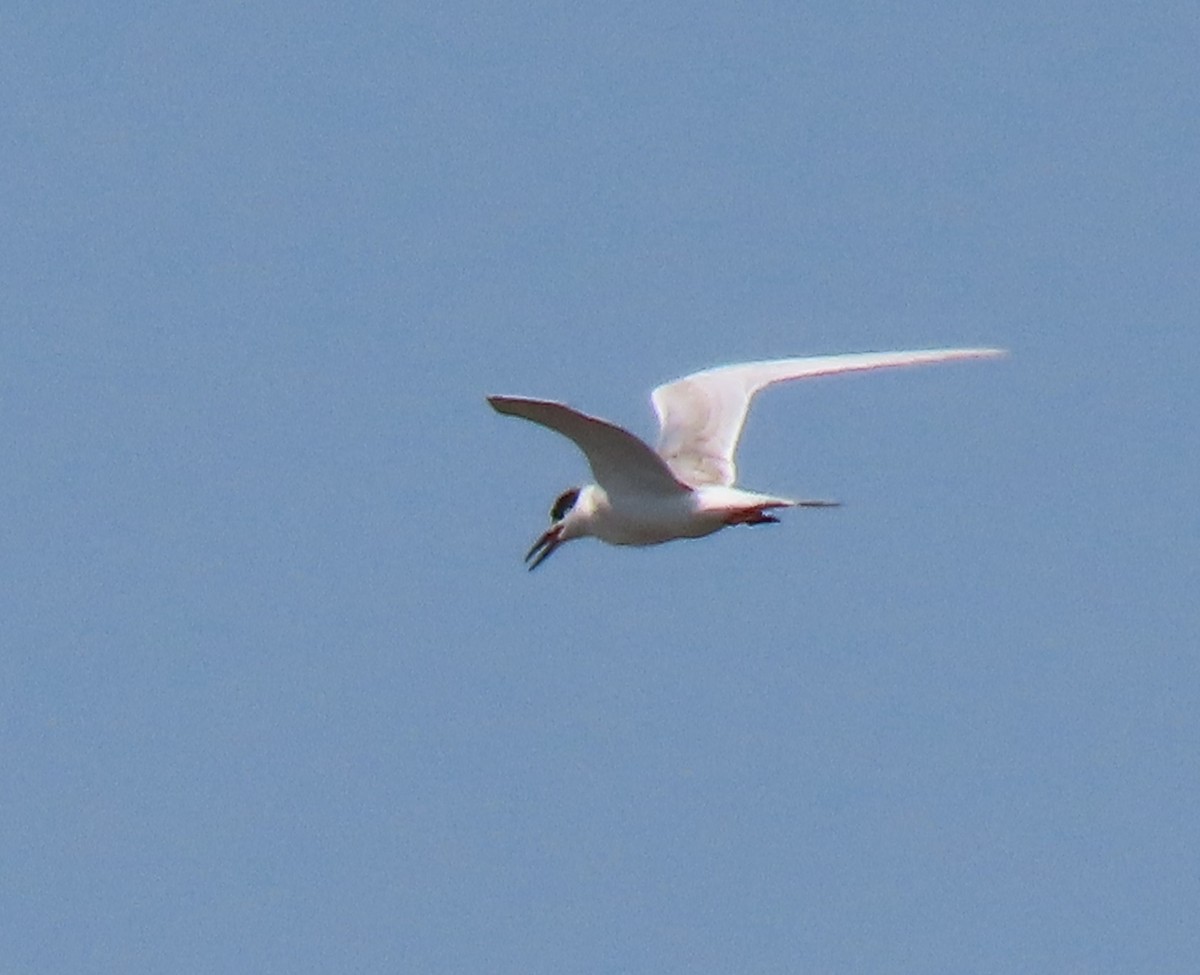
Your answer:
584;485;794;546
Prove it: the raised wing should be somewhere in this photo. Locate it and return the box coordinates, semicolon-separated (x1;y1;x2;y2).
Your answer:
651;347;1006;487
488;396;689;497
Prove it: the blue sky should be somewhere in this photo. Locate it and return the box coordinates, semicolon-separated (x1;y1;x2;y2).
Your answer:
2;2;1198;972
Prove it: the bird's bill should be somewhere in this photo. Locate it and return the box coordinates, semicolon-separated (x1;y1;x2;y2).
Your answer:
524;524;564;571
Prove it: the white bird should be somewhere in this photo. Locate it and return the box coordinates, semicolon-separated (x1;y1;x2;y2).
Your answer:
489;347;1004;569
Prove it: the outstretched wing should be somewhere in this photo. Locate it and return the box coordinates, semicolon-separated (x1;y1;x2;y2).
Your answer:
488;396;689;498
651;348;1006;487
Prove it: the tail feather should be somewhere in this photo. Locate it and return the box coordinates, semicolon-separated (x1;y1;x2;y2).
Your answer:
724;496;839;527
756;495;840;509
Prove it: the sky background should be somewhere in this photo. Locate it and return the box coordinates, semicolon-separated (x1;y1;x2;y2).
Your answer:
2;2;1198;973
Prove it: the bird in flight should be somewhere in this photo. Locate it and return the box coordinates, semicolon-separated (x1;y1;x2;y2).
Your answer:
489;347;1004;569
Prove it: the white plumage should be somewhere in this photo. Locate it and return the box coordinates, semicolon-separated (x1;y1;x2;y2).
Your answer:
489;347;1004;569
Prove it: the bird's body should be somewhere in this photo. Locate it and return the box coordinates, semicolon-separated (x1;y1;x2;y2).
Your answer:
489;347;1004;569
567;483;797;547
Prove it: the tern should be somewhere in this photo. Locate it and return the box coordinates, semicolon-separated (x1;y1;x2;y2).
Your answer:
489;347;1004;569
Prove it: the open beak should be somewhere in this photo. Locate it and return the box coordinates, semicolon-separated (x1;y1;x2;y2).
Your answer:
524;524;564;571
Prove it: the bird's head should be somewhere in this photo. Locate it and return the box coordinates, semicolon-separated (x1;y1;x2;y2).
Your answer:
524;485;587;570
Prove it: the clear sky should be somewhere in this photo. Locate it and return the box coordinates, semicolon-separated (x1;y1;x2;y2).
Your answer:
3;2;1198;973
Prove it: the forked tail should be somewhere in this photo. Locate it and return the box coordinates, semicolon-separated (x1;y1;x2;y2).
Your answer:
724;495;839;526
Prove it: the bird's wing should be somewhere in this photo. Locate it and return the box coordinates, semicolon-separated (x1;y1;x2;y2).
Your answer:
488;396;690;497
651;347;1006;487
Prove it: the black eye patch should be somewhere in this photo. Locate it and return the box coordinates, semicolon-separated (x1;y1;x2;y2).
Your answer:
551;487;580;522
